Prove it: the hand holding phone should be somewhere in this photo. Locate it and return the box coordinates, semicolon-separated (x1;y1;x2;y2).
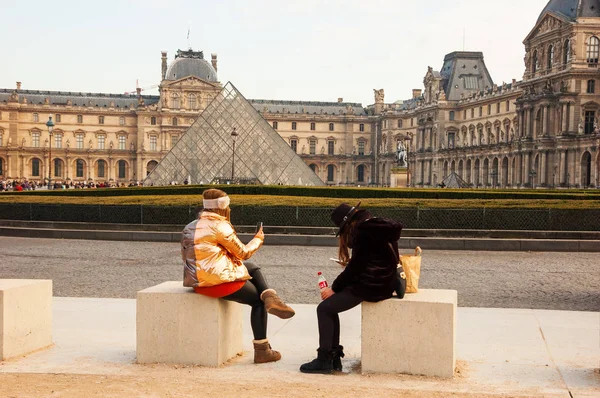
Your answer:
255;222;264;240
256;222;263;232
329;258;346;266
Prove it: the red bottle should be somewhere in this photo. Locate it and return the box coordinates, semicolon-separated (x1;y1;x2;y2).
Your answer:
317;272;329;290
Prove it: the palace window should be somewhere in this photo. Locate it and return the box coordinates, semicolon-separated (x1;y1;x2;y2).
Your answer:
54;159;62;178
463;110;467;119
532;50;539;73
77;115;83;124
487;104;491;115
99;116;105;124
359;123;365;132
97;160;106;178
98;135;105;150
357;165;365;183
496;102;501;113
31;158;40;177
586;36;599;65
32;132;40;147
471;108;475;118
309;164;317;173
587;80;596;94
327;165;334;182
448;132;455;149
54;133;63;149
171;135;179;148
171;94;180;109
33;113;39;122
0;132;2;147
564;39;571;64
358;141;365;156
291;122;297;130
328;140;334;155
310;122;315;131
151;116;156;125
76;134;84;149
479;107;483;117
506;100;510;111
411;118;414;127
172;117;178;126
55;114;61;123
119;116;125;126
290;139;297;153
118;160;127;179
585;111;596;134
273;121;278;129
398;119;403;128
76;159;84;178
149;136;157;151
188;94;197;110
119;135;126;150
309;139;316;155
547;45;554;69
449;111;455;121
329;123;334;131
464;76;478;89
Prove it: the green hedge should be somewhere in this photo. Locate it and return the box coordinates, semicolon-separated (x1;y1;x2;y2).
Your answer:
3;184;600;201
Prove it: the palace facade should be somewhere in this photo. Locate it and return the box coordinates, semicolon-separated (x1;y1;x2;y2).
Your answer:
1;0;599;187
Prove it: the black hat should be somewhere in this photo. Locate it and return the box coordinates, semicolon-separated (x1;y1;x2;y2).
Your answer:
331;202;361;237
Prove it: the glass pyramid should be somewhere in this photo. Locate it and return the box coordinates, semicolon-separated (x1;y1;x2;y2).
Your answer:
143;82;324;186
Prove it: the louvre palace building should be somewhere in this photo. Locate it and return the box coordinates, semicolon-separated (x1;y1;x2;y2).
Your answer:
1;0;599;188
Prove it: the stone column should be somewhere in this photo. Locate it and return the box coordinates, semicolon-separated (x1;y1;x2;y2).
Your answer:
561;103;568;134
592;150;599;187
542;106;548;136
575;148;581;187
559;150;566;184
108;158;113;181
569;103;576;133
523;152;530;185
540;151;547;186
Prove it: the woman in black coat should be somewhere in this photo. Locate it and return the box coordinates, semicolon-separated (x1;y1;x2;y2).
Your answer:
300;202;403;374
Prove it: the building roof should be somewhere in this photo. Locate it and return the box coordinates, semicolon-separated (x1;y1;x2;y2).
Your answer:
0;89;159;109
249;99;367;116
165;49;218;83
537;0;600;22
440;52;495;102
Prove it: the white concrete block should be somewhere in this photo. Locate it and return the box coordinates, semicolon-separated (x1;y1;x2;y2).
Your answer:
0;279;53;360
136;281;243;366
361;289;457;378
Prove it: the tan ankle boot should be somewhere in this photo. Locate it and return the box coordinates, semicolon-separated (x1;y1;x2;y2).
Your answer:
253;339;281;364
260;289;295;319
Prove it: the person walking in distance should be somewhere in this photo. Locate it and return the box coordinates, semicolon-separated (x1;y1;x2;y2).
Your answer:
300;202;403;374
181;189;295;364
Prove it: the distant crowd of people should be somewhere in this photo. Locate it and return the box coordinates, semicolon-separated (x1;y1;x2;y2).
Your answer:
0;179;144;192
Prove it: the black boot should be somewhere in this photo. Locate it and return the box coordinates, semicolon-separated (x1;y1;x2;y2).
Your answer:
332;345;344;371
299;348;333;374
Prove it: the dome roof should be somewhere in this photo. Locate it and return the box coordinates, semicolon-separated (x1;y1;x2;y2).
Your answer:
165;49;218;82
537;0;600;23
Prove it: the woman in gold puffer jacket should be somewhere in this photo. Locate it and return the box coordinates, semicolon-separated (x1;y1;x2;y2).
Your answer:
181;189;295;364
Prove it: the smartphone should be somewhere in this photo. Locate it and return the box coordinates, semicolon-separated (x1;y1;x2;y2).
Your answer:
256;222;263;232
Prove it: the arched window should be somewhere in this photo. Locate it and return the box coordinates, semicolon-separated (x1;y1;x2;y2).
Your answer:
532;50;539;73
97;160;106;178
309;164;317;173
357;165;365;183
547;45;554;69
118;160;127;179
146;160;158;176
76;159;84;178
188;94;197;110
327;165;335;182
563;39;571;64
587;36;599;65
172;117;178;126
587;80;596;94
31;158;40;177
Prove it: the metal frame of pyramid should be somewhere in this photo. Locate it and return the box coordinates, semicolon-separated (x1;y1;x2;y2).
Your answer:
143;82;324;186
440;172;470;188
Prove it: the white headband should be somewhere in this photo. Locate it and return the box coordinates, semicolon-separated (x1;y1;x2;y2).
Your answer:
203;196;230;210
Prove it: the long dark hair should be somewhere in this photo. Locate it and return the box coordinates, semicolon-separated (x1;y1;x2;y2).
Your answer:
337;209;371;265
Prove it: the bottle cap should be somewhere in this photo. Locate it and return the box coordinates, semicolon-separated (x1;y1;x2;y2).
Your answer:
317;272;322;275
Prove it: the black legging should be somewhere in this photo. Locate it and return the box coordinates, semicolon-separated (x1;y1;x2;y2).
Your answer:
317;288;363;351
221;262;269;340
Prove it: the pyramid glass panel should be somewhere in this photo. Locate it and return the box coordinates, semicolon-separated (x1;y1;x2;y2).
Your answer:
144;82;324;186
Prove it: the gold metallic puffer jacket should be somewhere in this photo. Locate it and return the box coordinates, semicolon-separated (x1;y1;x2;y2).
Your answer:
181;211;262;287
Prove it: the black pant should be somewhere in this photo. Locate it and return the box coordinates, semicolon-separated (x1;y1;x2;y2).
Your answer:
317;288;363;351
221;262;269;340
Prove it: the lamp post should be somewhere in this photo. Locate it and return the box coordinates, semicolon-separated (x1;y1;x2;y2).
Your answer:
231;127;239;182
552;173;556;189
46;116;55;190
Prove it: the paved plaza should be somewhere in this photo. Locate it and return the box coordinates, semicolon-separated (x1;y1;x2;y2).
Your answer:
0;236;598;311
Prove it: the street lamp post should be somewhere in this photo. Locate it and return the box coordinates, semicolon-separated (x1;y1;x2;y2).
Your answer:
231;127;239;182
46;116;55;190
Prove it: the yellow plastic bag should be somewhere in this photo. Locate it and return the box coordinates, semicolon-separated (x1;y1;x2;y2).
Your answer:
400;247;422;293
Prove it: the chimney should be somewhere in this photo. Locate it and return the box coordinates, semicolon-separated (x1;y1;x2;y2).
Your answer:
16;82;22;90
161;51;168;80
412;89;422;99
136;87;142;96
337;97;343;103
211;53;218;72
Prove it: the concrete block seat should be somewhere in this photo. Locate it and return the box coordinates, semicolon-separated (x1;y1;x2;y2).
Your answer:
0;279;53;360
136;281;243;366
361;289;457;378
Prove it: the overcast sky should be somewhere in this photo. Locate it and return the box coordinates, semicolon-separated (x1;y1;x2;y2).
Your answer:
2;0;550;105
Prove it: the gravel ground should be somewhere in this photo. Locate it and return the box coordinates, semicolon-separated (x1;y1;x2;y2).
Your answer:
0;236;598;311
